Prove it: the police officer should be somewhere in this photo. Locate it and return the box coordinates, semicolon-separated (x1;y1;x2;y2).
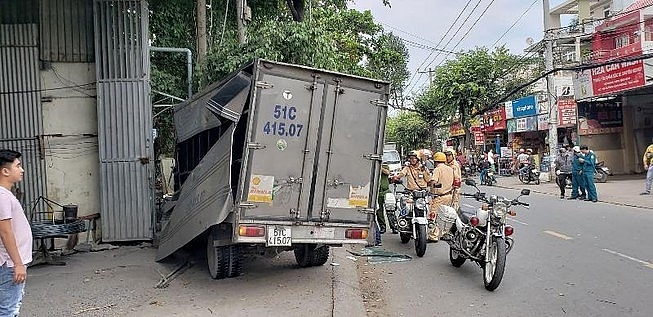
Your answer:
428;152;454;242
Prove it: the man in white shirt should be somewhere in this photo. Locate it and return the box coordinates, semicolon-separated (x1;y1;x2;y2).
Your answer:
0;149;32;316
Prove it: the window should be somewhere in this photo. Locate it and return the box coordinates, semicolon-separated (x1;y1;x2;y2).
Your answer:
615;35;630;48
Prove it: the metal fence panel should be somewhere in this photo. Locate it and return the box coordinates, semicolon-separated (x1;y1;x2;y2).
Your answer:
0;22;48;219
94;0;152;241
40;0;95;62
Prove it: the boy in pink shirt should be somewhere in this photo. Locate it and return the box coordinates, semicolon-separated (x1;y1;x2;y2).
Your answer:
0;149;32;316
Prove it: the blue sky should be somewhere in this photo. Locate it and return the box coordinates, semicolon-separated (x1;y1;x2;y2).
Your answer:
349;0;636;96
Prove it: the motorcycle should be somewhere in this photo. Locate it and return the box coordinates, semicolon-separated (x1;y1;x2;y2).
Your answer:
595;161;611;183
388;181;437;257
438;179;530;291
518;164;540;185
483;169;497;186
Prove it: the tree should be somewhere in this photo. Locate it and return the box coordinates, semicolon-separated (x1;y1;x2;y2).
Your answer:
385;112;430;152
413;47;539;148
367;32;410;109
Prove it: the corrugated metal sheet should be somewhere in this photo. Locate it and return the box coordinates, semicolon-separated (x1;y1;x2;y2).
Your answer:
94;0;153;241
40;0;95;62
0;0;38;24
0;22;48;220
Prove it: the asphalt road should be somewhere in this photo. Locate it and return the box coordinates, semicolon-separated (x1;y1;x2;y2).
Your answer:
365;184;653;317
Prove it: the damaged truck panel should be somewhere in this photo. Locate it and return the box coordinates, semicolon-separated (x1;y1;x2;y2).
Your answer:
156;60;389;277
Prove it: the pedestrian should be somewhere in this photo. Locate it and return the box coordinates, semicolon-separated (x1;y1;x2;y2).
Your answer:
641;143;653;195
568;146;587;200
375;163;394;236
428;152;454;242
0;149;32;316
478;154;490;184
554;147;573;199
579;145;598;202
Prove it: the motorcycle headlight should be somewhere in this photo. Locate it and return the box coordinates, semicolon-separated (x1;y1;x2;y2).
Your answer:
493;202;508;220
415;198;427;211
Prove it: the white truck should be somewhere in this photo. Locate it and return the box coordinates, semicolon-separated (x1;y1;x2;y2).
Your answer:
156;60;390;279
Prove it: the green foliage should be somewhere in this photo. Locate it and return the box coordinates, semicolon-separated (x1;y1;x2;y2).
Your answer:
385;112;430;151
367;32;410;108
413;47;539;146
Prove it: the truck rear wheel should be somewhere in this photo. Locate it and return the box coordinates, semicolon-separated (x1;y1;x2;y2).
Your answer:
207;241;242;279
294;244;330;267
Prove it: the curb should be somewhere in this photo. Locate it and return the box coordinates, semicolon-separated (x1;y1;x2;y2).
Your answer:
493;183;652;210
332;245;366;317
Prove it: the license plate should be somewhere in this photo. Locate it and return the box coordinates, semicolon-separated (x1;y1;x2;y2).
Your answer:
267;226;292;246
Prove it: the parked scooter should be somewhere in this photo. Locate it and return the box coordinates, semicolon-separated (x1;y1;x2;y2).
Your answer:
438;179;530;291
483;169;497;186
595;161;611;183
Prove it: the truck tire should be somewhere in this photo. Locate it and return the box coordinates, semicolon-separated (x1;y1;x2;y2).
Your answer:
207;242;242;279
294;244;329;267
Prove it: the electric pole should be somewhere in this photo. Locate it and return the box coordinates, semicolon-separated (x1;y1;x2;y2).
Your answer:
236;0;247;44
417;68;438;149
544;0;558;180
197;0;207;65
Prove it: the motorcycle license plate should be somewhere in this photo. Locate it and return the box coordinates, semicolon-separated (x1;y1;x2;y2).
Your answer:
267;226;292;246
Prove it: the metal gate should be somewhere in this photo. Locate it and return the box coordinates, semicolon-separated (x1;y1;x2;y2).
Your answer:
94;0;153;241
0;22;48;219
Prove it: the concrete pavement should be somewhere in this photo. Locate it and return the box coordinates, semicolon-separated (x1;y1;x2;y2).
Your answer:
490;173;652;210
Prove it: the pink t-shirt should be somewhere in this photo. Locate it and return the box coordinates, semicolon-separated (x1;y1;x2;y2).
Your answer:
0;186;33;267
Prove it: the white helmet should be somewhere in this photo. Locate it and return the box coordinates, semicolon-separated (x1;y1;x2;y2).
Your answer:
572;146;580;152
422;149;432;158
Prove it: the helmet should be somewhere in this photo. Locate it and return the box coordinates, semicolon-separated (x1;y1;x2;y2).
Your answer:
519;149;525;153
408;150;420;158
422;149;433;158
572;146;580;152
444;147;456;156
526;148;533;153
433;152;446;163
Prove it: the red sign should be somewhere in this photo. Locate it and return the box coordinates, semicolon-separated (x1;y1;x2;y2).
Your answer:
591;60;645;96
450;122;465;137
474;132;484;146
557;99;577;127
482;108;506;132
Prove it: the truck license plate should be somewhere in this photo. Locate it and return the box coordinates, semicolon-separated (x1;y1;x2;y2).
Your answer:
267;226;292;246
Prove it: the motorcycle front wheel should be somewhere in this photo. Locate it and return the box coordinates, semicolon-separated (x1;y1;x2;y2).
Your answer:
595;170;608;183
518;173;530;184
449;248;466;267
415;224;427;257
483;237;507;291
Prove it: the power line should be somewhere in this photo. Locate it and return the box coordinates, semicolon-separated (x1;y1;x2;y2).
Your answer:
428;0;497;70
400;38;462;55
0;82;96;95
404;0;478;93
492;0;538;47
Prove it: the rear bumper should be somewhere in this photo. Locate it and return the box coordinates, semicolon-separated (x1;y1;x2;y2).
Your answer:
234;221;370;245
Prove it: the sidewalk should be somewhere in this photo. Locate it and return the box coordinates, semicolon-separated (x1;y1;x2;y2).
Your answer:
492;173;652;210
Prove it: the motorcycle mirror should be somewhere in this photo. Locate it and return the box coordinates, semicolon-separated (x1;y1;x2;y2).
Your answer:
521;189;530;196
465;179;476;187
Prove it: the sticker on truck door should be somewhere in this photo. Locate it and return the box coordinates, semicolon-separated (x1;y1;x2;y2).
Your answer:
247;175;274;203
348;183;370;207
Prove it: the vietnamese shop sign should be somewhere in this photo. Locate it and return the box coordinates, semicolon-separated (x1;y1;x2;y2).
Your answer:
573;60;647;99
507;116;537;133
510;95;537;118
577;101;623;135
557;98;577;127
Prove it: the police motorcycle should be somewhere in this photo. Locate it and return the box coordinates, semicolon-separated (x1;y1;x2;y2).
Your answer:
386;179;441;257
437;179;530;291
518;163;540;185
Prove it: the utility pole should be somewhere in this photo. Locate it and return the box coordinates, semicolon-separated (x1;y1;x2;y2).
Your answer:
236;0;247;44
197;0;207;65
417;68;438;149
543;0;558;180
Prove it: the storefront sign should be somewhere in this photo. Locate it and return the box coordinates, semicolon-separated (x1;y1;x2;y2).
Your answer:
450;122;465;137
482;108;506;132
474;131;484;146
507;119;517;133
515;116;537;132
512;95;537;118
557;98;577;127
578;101;623;135
504;101;513;119
574;59;647;99
538;113;549;131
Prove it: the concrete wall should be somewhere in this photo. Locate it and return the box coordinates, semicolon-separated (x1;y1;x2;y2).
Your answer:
41;62;100;217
